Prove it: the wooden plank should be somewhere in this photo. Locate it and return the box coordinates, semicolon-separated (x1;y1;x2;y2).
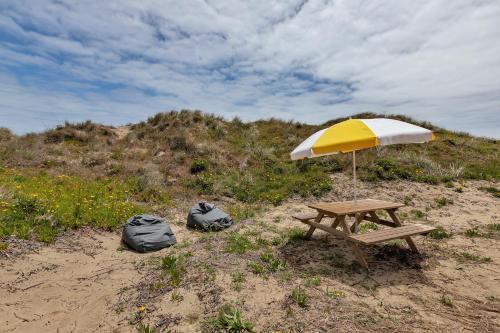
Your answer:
300;218;346;239
350;212;367;233
292;214;318;221
387;209;419;252
305;213;324;239
308;199;404;216
348;224;435;244
338;215;368;269
363;215;397;228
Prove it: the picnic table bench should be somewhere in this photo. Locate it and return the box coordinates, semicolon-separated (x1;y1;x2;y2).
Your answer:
293;199;435;269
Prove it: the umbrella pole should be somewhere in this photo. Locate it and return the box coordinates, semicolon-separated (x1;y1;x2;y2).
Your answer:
353;150;357;203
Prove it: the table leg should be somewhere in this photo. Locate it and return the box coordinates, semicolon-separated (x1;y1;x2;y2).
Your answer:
350;212;367;233
387;209;419;252
305;212;324;239
339;216;369;269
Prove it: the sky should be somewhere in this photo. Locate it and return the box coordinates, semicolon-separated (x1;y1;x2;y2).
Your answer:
0;0;499;138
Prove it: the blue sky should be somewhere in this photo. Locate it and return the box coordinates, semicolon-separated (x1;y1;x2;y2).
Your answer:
0;0;499;137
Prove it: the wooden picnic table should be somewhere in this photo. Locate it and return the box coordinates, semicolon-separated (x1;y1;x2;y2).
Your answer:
293;199;435;269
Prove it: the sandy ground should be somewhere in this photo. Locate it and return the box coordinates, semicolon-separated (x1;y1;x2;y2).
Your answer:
1;177;499;332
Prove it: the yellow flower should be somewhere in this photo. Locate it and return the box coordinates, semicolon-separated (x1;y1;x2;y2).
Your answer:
137;305;145;312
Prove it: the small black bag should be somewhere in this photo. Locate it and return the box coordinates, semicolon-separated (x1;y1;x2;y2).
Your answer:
122;214;176;252
187;202;233;231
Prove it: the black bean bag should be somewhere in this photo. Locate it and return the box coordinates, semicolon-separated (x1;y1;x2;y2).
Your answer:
122;214;176;252
187;202;233;231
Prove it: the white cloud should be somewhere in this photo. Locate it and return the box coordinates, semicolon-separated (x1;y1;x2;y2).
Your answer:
0;0;499;138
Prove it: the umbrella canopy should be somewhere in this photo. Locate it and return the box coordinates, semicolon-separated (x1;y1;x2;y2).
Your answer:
291;118;435;160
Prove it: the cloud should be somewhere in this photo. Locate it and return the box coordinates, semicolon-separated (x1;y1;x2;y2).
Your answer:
0;0;499;137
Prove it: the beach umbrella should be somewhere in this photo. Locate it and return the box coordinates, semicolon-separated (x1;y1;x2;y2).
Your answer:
290;118;435;200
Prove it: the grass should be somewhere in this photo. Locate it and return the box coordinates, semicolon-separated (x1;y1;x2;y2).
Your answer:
161;253;190;286
457;251;492;263
247;261;265;275
291;286;308;308
479;186;500;198
286;227;307;243
435;196;453;208
359;222;379;233
428;226;452;240
230;272;246;291
304;277;321;287
410;209;425;219
328;251;346;268
205;304;254;332
259;252;287;272
325;287;344;298
464;227;481;238
487;223;500;232
136;323;159;333
225;233;255;254
0;168;144;242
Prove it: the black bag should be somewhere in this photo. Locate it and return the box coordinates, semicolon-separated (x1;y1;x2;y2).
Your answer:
122;214;176;252
187;202;233;231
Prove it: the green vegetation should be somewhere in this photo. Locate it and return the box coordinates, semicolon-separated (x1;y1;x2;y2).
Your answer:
230;271;246;291
435;196;453;208
0;111;498;242
440;295;454;308
161;253;191;286
205;304;254;332
479;186;500;198
0;168;143;242
259;251;287;272
304;277;321;287
247;261;265;275
291;286;308;308
328;251;346;268
136;323;159;333
325;287;344;299
359;222;379;233
487;223;500;232
428;227;452;240
457;251;492;263
225;233;255;254
190;159;208;174
410;209;425;219
286;227;307;243
464;227;481;238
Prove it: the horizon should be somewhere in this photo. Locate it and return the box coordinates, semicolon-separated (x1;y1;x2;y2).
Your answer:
1;1;500;138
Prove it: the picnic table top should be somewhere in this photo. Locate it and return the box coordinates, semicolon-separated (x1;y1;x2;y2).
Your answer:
308;199;405;215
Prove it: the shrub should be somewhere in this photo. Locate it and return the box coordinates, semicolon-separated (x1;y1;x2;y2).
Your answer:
190;159;208;174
